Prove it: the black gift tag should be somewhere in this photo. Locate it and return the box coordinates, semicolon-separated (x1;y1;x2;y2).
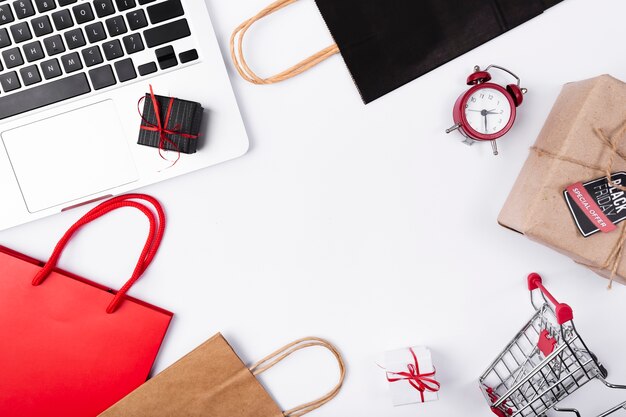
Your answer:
563;173;626;237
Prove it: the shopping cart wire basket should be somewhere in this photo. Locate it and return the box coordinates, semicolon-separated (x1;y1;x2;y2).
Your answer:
479;273;626;417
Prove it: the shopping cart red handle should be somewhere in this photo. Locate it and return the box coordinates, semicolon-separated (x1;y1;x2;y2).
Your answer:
527;273;573;324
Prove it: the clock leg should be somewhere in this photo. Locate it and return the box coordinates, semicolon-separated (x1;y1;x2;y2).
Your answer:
462;137;475;147
445;123;461;134
491;140;499;156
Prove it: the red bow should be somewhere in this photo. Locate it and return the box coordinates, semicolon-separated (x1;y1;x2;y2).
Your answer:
385;347;440;402
138;85;199;166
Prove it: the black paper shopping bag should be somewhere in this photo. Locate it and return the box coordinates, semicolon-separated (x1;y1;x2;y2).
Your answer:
231;0;563;103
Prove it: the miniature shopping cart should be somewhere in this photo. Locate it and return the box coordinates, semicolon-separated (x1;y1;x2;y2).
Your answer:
479;273;626;417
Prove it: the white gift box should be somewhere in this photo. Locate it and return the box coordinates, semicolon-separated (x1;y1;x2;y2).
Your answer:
384;346;439;406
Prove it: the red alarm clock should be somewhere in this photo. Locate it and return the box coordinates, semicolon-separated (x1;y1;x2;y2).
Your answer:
446;65;527;155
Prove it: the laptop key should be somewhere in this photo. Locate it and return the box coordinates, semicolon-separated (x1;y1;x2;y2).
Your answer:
12;0;35;19
2;46;22;68
81;45;102;66
143;18;189;48
137;0;154;4
60;51;81;72
72;2;93;24
9;21;29;42
105;15;126;36
31;15;52;36
0;70;20;91
88;64;115;89
114;0;133;11
0;28;10;48
43;34;64;55
155;45;175;69
126;9;146;30
114;57;135;81
0;4;15;25
0;73;90;119
102;38;122;60
58;0;77;5
147;0;183;25
93;0;114;18
179;48;197;63
33;0;55;13
122;32;142;54
51;9;73;30
22;39;43;61
64;27;85;49
40;57;61;79
85;21;105;43
19;64;40;85
137;61;155;76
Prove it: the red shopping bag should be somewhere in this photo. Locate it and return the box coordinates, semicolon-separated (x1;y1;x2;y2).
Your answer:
0;194;173;417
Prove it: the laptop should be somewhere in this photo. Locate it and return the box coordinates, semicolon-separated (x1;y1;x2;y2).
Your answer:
0;0;249;231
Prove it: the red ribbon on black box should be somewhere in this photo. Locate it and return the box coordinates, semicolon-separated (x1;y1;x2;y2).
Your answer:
137;85;203;162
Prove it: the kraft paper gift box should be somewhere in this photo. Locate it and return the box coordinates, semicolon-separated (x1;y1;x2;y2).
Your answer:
499;74;626;285
384;346;439;406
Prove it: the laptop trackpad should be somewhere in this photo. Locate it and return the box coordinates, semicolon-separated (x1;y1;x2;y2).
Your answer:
2;100;138;213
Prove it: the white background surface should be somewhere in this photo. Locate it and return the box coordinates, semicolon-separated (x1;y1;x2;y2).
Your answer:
2;0;626;416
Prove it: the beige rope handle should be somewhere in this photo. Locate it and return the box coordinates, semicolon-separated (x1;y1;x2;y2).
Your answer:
249;337;346;417
230;0;339;85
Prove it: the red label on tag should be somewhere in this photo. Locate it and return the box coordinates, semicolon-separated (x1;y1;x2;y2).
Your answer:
538;329;557;357
565;182;617;233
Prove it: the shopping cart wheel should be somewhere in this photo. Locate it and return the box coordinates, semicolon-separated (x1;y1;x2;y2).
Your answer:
590;352;609;378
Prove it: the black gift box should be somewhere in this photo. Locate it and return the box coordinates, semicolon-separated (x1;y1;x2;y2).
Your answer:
137;93;203;154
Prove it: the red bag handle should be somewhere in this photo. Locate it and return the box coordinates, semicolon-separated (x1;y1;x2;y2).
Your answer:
32;194;166;314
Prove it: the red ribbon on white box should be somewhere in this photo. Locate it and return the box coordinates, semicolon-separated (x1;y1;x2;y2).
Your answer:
383;347;440;403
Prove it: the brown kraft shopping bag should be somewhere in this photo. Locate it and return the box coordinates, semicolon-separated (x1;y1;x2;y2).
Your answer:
99;334;345;417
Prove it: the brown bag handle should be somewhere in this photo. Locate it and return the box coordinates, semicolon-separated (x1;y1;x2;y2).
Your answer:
249;337;345;417
230;0;339;85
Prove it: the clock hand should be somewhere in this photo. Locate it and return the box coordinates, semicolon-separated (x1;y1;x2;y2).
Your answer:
484;114;488;133
468;108;498;115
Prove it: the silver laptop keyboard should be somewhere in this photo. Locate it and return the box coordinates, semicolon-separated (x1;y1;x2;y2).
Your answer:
0;0;197;120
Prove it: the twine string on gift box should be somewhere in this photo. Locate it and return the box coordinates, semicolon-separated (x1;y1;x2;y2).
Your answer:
249;337;345;417
138;85;199;166
531;119;626;288
380;347;440;403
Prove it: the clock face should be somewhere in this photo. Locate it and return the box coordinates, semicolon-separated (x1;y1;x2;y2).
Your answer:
463;87;512;136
